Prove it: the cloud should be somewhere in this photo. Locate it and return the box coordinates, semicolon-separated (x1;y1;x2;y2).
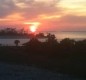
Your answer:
0;0;61;20
59;15;86;30
38;15;86;31
20;0;61;20
55;15;86;24
0;0;86;31
0;0;19;18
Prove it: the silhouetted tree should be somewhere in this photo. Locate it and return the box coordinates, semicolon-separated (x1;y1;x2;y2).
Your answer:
75;39;86;46
75;39;86;51
36;33;45;38
46;33;58;46
60;38;75;48
14;40;20;46
0;44;2;46
23;37;42;46
0;28;29;36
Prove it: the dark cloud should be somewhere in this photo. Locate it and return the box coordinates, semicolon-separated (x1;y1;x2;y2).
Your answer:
0;0;34;18
0;0;61;19
0;0;19;18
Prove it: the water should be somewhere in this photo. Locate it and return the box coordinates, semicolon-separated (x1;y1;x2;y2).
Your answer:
0;62;84;80
54;31;86;40
0;39;30;46
0;32;86;46
0;39;47;46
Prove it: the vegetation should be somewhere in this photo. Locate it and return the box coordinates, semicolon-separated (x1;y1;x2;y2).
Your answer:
0;28;28;36
14;40;20;46
0;30;86;78
0;28;47;38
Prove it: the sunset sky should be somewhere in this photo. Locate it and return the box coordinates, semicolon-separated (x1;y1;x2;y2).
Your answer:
0;0;86;31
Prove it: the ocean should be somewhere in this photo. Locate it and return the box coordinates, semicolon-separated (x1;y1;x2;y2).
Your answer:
54;31;86;40
0;32;86;46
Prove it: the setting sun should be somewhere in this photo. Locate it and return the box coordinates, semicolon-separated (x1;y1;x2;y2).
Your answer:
30;25;37;32
24;22;40;32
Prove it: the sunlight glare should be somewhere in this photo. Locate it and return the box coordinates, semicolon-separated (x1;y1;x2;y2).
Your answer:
24;22;40;33
30;25;37;32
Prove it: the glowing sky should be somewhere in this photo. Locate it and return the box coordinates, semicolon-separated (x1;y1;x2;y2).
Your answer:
0;0;86;31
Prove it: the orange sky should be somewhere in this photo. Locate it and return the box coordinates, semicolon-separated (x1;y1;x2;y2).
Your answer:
0;0;86;31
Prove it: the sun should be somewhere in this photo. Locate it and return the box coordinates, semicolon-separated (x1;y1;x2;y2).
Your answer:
30;25;37;32
24;21;41;33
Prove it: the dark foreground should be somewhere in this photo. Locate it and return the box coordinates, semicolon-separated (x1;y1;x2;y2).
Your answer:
0;62;84;80
0;45;86;79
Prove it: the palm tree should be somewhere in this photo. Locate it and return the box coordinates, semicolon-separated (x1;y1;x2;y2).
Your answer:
14;40;20;46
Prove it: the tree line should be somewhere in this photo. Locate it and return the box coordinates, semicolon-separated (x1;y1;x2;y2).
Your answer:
0;32;86;77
